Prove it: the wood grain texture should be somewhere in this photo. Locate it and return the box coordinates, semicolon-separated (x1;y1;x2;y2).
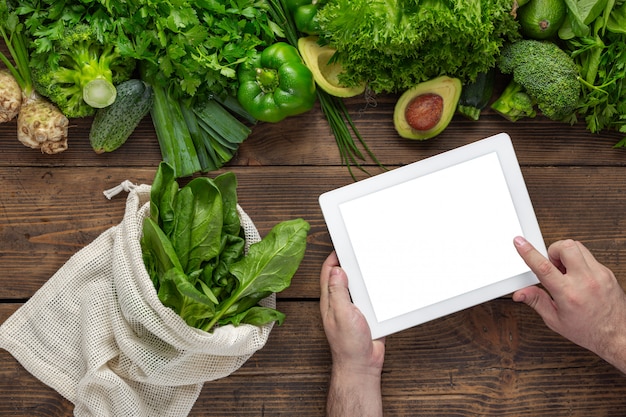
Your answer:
2;301;626;416
2;165;626;299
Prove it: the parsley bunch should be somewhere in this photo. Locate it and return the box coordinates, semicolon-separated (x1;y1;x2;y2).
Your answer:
561;2;626;145
570;31;626;145
113;0;281;100
15;0;280;101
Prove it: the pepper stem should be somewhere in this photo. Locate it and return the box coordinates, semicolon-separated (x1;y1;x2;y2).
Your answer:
255;67;279;93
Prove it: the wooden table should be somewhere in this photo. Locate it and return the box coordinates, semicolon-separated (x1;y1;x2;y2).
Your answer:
2;66;626;415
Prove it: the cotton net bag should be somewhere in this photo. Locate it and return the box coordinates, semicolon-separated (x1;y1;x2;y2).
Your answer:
0;181;274;417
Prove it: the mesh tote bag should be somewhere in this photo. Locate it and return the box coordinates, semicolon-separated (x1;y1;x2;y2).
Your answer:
0;182;274;417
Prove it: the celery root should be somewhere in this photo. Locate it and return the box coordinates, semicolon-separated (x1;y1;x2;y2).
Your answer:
0;69;21;123
2;2;69;153
17;92;69;154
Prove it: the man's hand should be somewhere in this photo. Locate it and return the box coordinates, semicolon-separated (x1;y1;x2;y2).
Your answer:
320;252;385;417
513;236;626;373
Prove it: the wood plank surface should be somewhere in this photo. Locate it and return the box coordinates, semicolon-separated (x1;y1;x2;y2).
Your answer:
2;164;626;299
2;39;626;417
2;300;626;416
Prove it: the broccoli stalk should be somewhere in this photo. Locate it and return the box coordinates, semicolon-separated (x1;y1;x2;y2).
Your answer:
490;79;537;122
0;1;69;154
495;39;581;121
30;24;135;119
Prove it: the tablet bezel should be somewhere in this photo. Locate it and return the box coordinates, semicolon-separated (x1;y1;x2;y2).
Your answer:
319;133;546;339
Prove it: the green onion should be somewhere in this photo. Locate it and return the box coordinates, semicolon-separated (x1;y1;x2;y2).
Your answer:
317;90;385;179
150;84;202;178
180;102;214;172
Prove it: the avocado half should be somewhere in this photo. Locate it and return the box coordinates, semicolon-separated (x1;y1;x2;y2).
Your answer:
393;76;462;140
297;36;366;98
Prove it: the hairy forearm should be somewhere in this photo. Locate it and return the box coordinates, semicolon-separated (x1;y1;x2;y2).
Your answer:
594;327;626;375
327;368;383;417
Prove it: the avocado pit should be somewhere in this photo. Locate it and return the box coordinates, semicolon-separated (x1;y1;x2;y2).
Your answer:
405;93;443;131
393;75;462;140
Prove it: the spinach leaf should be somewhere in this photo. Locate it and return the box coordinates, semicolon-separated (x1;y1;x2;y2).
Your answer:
214;172;240;236
149;162;177;231
207;234;245;293
204;218;310;330
607;2;626;33
141;217;183;282
562;0;612;37
218;306;286;327
230;218;310;298
170;185;194;269
185;178;224;273
141;163;310;331
157;268;216;328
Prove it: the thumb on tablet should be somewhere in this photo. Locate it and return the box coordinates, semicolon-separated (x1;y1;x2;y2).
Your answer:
513;286;558;325
328;267;352;304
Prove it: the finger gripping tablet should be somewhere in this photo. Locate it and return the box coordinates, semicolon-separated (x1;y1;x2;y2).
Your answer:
319;133;547;339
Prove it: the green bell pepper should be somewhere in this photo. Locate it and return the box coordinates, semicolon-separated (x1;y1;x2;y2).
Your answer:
237;42;316;123
286;0;324;35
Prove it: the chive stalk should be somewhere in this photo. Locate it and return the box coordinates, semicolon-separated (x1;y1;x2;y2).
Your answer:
267;0;384;179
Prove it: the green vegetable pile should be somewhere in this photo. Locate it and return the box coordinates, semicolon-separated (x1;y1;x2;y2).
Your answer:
1;1;70;153
15;0;277;106
16;5;136;119
267;0;384;178
488;0;626;145
315;0;522;93
8;0;281;175
559;0;626;145
142;162;310;331
7;0;380;178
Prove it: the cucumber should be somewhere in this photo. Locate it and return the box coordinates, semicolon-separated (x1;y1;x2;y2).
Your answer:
89;79;154;153
457;68;495;121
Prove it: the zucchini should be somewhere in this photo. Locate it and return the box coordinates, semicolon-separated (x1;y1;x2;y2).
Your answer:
89;79;154;153
457;68;495;121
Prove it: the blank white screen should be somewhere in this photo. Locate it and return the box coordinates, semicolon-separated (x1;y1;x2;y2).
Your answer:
338;152;531;322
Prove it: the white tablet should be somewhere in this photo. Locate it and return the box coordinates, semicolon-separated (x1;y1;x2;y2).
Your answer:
319;133;546;339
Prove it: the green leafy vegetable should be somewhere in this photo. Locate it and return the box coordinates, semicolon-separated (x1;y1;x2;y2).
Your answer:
113;0;280;100
205;218;310;329
15;2;136;118
315;0;521;94
141;162;310;331
0;0;69;154
266;0;385;179
559;0;626;144
12;0;278;176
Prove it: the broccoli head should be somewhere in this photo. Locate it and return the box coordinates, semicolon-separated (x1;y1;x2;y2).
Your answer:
30;24;136;118
490;79;537;121
497;40;580;121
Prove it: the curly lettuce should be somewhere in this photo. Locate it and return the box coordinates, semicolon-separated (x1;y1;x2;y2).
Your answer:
317;0;521;93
